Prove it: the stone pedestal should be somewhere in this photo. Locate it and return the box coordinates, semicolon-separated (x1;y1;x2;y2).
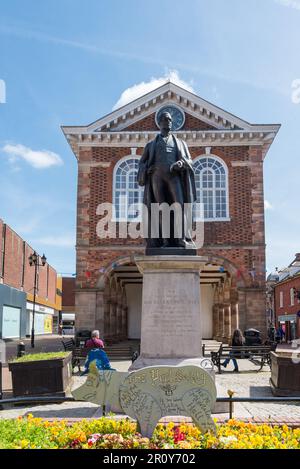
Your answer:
270;351;300;396
129;255;228;414
130;256;208;369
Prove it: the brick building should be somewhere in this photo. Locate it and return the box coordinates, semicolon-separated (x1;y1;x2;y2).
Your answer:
62;81;280;342
0;219;61;338
269;254;300;341
61;276;76;334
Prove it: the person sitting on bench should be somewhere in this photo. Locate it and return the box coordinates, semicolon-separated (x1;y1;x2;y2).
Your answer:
85;330;104;349
221;329;245;372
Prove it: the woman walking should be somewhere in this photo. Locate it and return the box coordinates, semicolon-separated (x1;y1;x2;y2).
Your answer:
221;329;245;372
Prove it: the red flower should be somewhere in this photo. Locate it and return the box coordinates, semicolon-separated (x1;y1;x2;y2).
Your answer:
173;426;186;444
70;439;81;448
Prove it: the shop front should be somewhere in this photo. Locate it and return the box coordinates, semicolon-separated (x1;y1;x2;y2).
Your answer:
0;284;27;339
278;314;298;342
26;302;55;336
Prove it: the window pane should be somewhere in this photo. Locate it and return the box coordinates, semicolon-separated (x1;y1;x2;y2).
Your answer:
114;158;144;220
194;156;228;220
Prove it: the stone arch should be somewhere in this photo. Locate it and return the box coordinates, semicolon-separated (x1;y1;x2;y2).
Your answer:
121;287;128;339
116;282;123;338
96;255;134;341
109;276;118;339
199;252;248;342
96;255;136;290
200;252;249;288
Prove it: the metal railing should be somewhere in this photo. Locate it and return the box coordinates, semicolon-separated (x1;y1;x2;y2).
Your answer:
1;395;300;420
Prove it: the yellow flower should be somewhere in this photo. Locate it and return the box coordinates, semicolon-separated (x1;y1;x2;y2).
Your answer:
178;440;192;449
20;439;29;449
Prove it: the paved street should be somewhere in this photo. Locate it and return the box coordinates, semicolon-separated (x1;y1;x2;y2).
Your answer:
3;334;67;362
1;338;300;424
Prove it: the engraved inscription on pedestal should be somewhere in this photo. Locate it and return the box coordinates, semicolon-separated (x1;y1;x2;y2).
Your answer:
137;257;206;359
133;256;208;363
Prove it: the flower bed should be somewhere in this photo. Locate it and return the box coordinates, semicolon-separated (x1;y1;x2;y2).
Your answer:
0;416;300;449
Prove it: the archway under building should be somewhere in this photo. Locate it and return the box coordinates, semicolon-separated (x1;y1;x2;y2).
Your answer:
96;255;246;343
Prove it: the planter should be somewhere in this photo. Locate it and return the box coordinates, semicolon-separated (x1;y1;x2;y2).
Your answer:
270;351;300;396
8;352;73;397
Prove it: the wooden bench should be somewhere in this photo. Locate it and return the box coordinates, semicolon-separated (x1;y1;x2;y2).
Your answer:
72;347;92;373
202;343;223;357
210;345;272;374
62;338;75;351
62;339;92;373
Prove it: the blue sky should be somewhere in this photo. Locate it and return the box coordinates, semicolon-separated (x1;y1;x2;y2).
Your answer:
0;0;300;274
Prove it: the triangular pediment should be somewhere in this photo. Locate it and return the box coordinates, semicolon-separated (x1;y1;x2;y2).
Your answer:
86;82;247;133
62;81;281;160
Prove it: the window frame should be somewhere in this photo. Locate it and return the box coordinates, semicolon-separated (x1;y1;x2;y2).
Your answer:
279;291;284;308
112;155;144;222
290;287;295;306
193;155;230;222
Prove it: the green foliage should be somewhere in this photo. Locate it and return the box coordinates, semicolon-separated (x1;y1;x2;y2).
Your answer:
10;352;69;363
0;416;299;449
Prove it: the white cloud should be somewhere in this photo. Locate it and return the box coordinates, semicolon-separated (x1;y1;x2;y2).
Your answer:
2;143;63;169
0;79;6;104
112;70;195;110
275;0;300;9
264;200;274;210
291;79;300;104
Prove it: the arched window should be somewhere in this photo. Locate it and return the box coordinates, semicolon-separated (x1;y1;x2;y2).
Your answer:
193;156;229;220
113;157;143;221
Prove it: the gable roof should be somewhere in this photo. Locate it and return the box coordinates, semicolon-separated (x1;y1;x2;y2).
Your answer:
62;81;280;159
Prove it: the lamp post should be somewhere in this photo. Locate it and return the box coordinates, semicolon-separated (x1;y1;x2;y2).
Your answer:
28;251;47;348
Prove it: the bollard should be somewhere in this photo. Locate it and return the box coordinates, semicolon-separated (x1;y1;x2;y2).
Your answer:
227;389;235;419
17;342;26;358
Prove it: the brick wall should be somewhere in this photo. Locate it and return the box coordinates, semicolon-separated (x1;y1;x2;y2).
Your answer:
122;112;217;131
0;221;57;304
0;219;3;279
75;136;266;292
62;277;76;307
3;224;24;289
274;276;300;317
23;243;37;295
83;145;255;248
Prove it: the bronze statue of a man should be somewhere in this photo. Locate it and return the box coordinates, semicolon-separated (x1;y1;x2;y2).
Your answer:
137;111;196;251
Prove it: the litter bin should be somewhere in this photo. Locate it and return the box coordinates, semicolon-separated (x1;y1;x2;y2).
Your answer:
75;330;91;347
244;328;262;346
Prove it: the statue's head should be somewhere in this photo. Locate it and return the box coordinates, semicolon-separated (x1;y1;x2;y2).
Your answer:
158;111;172;132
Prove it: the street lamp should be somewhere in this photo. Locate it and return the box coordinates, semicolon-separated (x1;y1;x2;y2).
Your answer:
28;251;47;348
